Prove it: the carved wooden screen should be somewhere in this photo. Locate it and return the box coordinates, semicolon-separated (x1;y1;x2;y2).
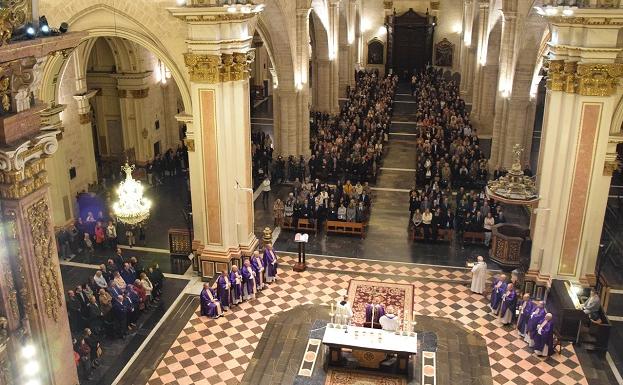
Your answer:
390;8;435;78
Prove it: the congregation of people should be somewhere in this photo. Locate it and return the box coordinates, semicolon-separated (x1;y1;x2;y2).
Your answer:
66;249;165;380
200;244;279;318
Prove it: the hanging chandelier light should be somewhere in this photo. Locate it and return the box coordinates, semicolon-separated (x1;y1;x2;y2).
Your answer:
112;162;151;225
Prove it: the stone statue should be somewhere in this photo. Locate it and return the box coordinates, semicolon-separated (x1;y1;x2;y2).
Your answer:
15;86;30;113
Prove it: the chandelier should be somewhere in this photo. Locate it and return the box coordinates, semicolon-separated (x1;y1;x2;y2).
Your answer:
112;163;151;225
486;145;539;205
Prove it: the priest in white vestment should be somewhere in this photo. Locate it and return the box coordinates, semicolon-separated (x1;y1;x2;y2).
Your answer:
379;306;401;332
470;256;487;294
334;296;353;325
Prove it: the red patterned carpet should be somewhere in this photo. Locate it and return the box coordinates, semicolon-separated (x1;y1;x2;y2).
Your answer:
347;279;415;326
324;369;407;385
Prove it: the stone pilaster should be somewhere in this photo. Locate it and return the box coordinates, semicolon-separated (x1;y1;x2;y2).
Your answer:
470;0;490;124
529;9;623;285
169;4;260;279
328;0;341;113
113;72;151;163
459;0;475;99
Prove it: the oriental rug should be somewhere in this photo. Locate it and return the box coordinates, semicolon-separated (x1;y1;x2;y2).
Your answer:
324;369;407;385
347;280;414;326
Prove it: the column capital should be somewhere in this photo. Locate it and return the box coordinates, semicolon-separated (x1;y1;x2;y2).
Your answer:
329;0;340;7
183;52;252;84
478;0;489;9
296;7;311;16
545;58;623;96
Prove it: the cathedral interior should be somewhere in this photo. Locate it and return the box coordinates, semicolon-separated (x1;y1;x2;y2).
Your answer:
1;0;623;384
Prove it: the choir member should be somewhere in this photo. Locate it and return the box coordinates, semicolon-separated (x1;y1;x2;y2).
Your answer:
524;301;546;347
241;259;257;300
334;295;353;325
364;296;385;329
498;283;517;325
200;283;223;319
263;244;278;283
230;265;243;305
470;256;487;294
216;270;231;311
533;313;555;357
251;251;266;291
489;274;507;315
379;305;401;332
516;293;534;337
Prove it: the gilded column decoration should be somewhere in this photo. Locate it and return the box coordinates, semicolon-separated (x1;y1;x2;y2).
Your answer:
383;1;393;10
27;199;62;321
576;63;623;96
545;59;565;91
0;221;18;321
0;70;10;113
183;53;221;83
563;61;577;93
3;210;31;319
220;53;233;82
231;52;250;81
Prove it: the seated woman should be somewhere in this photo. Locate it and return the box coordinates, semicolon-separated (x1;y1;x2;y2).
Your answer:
412;209;423;229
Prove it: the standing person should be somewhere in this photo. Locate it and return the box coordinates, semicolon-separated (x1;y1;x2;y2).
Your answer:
125;227;135;248
229;265;243;306
470;256;487;294
263;244;278;283
216;271;231;311
533;313;555;357
516;293;534;337
241;259;257;300
138;225;146;246
525;301;546;347
334;295;353;325
106;221;117;250
489;274;507;314
498;283;517;325
94;222;105;250
251;251;265;291
273;198;285;227
379;305;401;332
261;176;271;209
483;212;495;246
364;296;385;329
200;283;222;319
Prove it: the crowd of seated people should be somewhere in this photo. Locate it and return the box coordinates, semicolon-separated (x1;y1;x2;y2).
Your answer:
406;67;504;244
273;178;373;229
66;249;165;381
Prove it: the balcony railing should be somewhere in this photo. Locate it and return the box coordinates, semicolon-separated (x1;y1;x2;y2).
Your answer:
542;0;622;7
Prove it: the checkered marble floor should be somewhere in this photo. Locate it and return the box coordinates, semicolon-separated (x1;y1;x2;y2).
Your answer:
147;259;587;385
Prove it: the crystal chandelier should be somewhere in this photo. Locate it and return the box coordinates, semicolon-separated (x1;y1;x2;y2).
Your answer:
486;145;539;205
112;163;151;225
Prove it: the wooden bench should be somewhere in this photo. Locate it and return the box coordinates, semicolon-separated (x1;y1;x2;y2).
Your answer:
280;217;296;231
326;220;366;238
463;231;485;244
411;227;454;242
296;218;317;233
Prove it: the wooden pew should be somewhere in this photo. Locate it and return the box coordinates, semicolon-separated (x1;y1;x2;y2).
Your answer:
281;217;296;231
463;231;485;244
297;218;317;233
411;227;454;242
326;220;366;238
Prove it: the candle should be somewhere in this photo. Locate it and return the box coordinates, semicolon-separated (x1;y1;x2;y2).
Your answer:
331;302;334;313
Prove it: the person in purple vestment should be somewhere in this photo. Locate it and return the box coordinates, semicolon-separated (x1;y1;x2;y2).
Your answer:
251;251;266;290
216;270;231;311
200;283;222;319
533;313;554;357
489;274;507;315
364;296;385;329
516;293;534;337
524;301;546;347
229;265;243;305
263;244;278;283
241;259;257;300
498;283;517;325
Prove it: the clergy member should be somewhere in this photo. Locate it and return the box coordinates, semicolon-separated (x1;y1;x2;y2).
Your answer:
364;296;385;329
489;274;507;315
251;251;266;291
516;293;534;337
525;301;546;347
334;295;353;325
229;265;243;305
200;283;223;319
263;244;278;283
241;259;257;300
379;305;401;332
498;283;517;325
533;313;554;357
216;270;231;311
470;256;487;294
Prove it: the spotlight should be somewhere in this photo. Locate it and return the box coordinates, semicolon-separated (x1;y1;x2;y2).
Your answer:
24;380;41;385
21;344;36;359
39;16;50;36
176;0;186;5
59;22;69;34
23;361;40;375
25;23;36;39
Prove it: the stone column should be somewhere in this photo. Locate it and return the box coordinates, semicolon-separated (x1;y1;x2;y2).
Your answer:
528;11;623;287
328;0;341;113
470;0;490;124
113;73;151;164
296;6;311;156
169;4;260;278
0;33;83;385
459;0;475;98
